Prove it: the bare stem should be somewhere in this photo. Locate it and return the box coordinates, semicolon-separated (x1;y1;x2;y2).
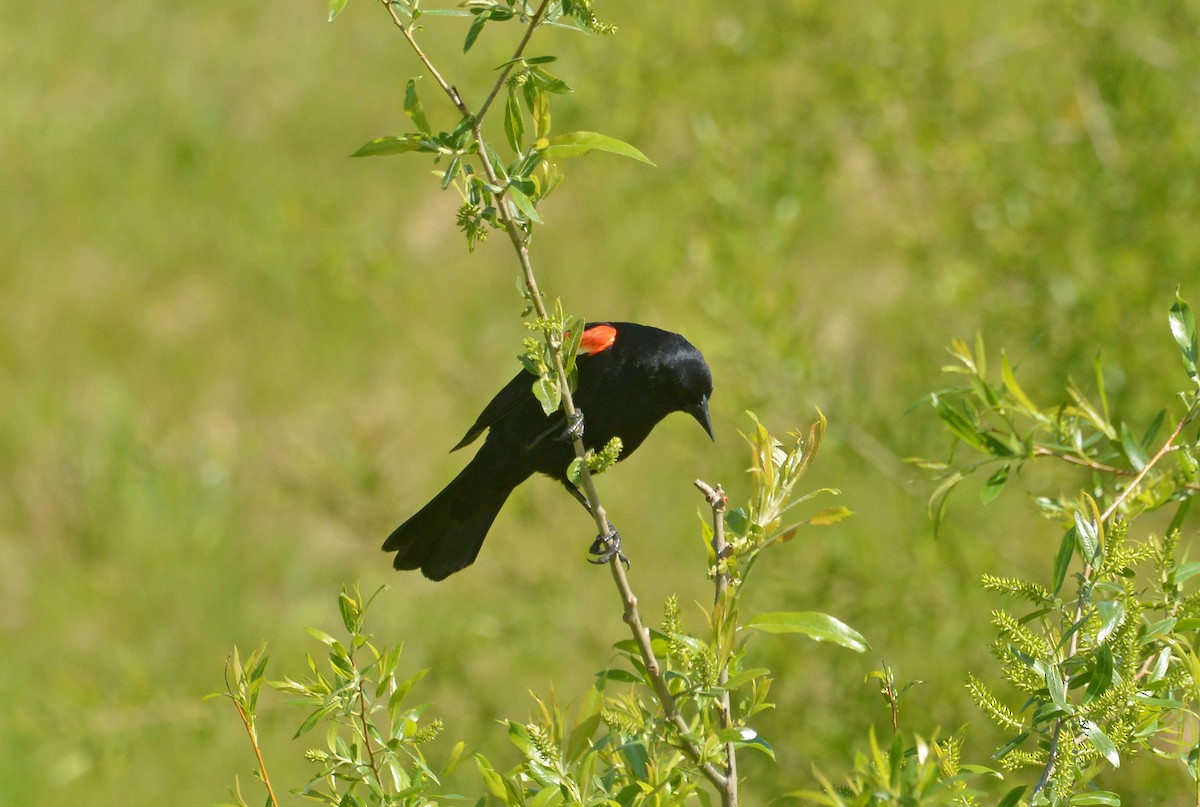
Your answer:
380;2;472;117
231;700;280;807
357;675;381;780
696;479;738;807
608;556;730;791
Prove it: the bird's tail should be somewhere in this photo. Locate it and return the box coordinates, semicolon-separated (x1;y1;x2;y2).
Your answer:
383;446;528;581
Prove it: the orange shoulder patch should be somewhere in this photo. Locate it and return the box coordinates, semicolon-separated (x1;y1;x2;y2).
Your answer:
578;324;617;355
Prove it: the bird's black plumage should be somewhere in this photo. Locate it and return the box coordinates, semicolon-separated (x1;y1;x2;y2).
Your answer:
383;322;713;580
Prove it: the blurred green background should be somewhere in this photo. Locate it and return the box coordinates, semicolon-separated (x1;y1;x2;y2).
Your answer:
2;0;1199;802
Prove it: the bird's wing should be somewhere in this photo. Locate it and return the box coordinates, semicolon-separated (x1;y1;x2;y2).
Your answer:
451;369;535;451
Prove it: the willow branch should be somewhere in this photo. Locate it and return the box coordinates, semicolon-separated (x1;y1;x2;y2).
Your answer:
696;479;738;807
224;663;280;807
378;5;726;791
608;557;730;791
476;1;549;122
380;2;471;117
1034;399;1199;797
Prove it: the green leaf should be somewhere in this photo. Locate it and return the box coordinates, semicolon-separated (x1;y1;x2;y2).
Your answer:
997;786;1027;807
327;0;348;22
1002;350;1039;412
338;591;360;634
1070;793;1121;806
1169;292;1198;378
532;376;559;415
524;83;551;140
506;184;543;224
304;626;338;646
745;611;870;652
595;668;641;684
806;505;853;526
1095;601;1125;644
1074;509;1100;565
540;131;655;166
1172;560;1200;586
1085;645;1115;702
1082;720;1120;767
932;395;1012;456
463;14;486;53
351;134;428;158
1045;667;1070;713
1052;527;1075;595
1119;422;1149;471
503;87;524;153
531;66;572;94
980;464;1010;504
404;79;431;135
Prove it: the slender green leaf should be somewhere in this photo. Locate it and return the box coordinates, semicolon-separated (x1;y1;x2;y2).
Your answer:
1095;601;1125;644
932;395;1013;456
507;184;543;224
540;131;655;165
745;611;869;652
1045;667;1069;712
531;66;572;94
806;505;853;526
404;79;431;135
1074;510;1100;565
328;0;348;22
463;14;486;53
1120;422;1149;471
997;786;1027;807
1002;351;1039;412
304;626;338;646
1070;793;1121;806
980;464;1010;504
1169;292;1198;377
503;87;524;152
1052;527;1075;595
1085;645;1115;702
1082;720;1120;767
1172;560;1200;586
351;134;428;157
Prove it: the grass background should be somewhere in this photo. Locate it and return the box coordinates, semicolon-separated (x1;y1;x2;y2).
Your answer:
2;0;1199;802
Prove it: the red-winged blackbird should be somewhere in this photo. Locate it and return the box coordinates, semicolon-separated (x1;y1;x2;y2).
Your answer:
383;322;713;580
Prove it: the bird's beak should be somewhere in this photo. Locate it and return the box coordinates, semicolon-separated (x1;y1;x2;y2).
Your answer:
689;396;714;441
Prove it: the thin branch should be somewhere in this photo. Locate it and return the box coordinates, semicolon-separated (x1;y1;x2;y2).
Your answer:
357;675;381;781
476;1;551;122
1100;405;1199;523
230;700;280;807
607;556;730;791
697;479;738;807
380;2;472;117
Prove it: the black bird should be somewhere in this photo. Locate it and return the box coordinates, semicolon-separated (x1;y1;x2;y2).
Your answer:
383;322;714;580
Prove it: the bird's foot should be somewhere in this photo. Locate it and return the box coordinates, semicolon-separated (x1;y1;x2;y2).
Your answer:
562;410;585;442
588;524;629;568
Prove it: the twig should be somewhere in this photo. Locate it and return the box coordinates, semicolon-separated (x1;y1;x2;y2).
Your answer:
1100;406;1198;523
696;479;739;807
357;675;381;780
476;2;548;122
380;2;472;117
607;556;730;791
229;696;280;807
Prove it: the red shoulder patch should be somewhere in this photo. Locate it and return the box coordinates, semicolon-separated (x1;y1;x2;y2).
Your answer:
578;324;617;355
